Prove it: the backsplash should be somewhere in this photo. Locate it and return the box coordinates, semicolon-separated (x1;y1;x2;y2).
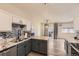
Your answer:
0;23;27;39
0;32;13;39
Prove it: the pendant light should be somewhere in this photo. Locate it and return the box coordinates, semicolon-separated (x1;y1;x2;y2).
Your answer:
44;19;49;28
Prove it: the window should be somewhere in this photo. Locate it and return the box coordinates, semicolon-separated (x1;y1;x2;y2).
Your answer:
62;27;74;33
61;22;74;33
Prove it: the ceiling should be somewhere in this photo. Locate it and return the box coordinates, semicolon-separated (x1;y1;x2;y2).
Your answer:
0;3;79;22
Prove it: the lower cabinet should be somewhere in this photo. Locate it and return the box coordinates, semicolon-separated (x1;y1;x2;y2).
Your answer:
17;41;25;56
25;40;31;55
0;39;47;56
0;39;31;56
5;46;17;56
39;40;47;55
17;39;31;56
31;39;47;55
0;52;3;56
0;45;17;56
6;46;17;56
31;39;39;52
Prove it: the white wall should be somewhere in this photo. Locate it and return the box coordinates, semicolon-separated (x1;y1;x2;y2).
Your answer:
30;16;74;37
31;20;41;36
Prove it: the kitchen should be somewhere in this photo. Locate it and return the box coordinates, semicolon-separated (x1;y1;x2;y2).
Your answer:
0;3;78;56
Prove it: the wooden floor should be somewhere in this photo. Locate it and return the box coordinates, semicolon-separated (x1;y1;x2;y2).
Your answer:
27;52;45;56
27;51;66;56
48;49;66;56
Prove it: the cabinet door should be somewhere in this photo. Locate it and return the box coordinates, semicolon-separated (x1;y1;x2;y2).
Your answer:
3;49;10;56
25;40;31;55
5;46;17;56
8;46;17;56
0;52;3;56
29;40;31;52
18;46;25;56
2;51;6;56
31;39;47;55
27;40;31;52
31;39;39;52
25;40;29;55
0;9;12;31
39;40;47;55
17;42;25;56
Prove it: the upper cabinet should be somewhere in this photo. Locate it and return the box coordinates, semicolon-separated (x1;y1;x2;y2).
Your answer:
74;17;79;30
0;9;12;32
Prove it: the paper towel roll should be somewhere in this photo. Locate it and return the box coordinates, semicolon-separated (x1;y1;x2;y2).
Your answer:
24;33;27;38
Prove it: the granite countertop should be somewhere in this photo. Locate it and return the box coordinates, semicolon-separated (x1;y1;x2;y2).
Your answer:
0;36;49;52
65;38;79;43
31;36;50;40
0;37;31;52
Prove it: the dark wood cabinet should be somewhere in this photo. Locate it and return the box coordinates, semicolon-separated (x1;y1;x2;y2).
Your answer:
31;39;40;52
0;45;17;56
24;39;31;55
39;40;47;54
17;39;31;56
0;39;47;56
6;46;17;56
0;52;3;56
17;42;25;56
31;39;47;55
